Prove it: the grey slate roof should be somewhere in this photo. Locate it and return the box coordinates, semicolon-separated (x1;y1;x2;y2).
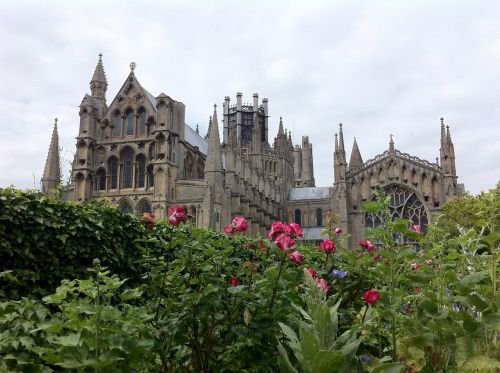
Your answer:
288;187;331;201
143;88;157;108
301;227;327;240
185;124;208;154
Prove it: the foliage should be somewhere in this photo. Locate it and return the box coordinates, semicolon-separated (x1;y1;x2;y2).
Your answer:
278;269;362;373
0;260;155;372
0;187;147;299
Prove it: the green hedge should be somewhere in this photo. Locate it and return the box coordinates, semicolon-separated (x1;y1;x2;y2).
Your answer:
0;188;146;299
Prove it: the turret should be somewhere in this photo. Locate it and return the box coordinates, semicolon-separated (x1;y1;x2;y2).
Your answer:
41;118;61;194
439;117;459;197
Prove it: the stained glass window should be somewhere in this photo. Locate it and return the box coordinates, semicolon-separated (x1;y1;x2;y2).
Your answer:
365;185;428;230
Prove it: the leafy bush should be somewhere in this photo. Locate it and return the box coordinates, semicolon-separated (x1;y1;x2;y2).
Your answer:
0;188;146;299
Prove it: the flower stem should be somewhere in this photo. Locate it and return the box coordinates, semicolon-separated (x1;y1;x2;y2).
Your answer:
268;252;287;313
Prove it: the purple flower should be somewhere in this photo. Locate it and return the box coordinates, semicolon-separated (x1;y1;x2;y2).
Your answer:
330;269;348;279
362;353;370;364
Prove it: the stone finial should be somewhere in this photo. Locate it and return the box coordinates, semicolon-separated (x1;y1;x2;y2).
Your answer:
389;134;395;152
130;62;136;71
196;124;199;134
41;118;61;194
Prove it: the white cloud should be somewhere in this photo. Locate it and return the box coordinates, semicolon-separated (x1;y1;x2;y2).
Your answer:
0;0;499;194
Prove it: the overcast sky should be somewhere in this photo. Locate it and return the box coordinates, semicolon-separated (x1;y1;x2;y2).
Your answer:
1;0;499;194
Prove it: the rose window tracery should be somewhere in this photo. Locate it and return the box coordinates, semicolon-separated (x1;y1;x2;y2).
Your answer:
365;184;428;229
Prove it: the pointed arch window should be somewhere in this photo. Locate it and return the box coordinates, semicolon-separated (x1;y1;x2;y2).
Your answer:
147;164;154;189
138;109;146;135
136;154;146;188
294;209;302;226
126;110;134;135
113;112;121;137
120;202;133;214
109;157;118;189
316;208;323;226
365;184;429;230
121;147;134;188
96;168;106;191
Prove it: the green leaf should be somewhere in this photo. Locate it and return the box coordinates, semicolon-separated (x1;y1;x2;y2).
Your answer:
243;308;252;326
300;326;319;364
310;350;344;373
458;271;489;286
462;356;500;370
363;201;379;214
50;333;81;347
277;342;299;373
371;362;405;373
227;285;245;294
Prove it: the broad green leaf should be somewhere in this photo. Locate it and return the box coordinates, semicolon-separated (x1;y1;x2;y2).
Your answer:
300;325;319;364
277;342;299;373
50;333;80;347
371;362;404;373
310;350;344;373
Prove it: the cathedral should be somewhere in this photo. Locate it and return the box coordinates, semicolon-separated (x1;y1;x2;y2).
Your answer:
41;55;464;245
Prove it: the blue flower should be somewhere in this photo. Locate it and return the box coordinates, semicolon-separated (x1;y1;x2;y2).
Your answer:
361;353;370;364
330;269;348;279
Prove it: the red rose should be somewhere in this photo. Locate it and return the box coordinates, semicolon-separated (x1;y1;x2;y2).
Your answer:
367;243;376;252
224;224;234;235
285;222;303;238
362;289;381;304
411;262;421;270
359;239;373;249
167;205;187;226
319;239;336;253
228;276;240;286
373;253;382;261
307;267;317;278
268;221;285;240
288;250;304;265
334;227;343;234
275;233;296;251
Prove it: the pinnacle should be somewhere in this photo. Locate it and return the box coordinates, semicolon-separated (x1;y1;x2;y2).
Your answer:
91;53;107;84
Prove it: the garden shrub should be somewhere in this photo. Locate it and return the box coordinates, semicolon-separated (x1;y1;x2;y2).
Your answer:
0;188;146;299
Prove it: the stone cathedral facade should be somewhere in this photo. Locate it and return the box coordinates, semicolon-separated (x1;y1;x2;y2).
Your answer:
41;56;464;245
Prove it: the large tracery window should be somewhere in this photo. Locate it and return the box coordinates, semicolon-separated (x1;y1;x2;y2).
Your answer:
121;147;134;188
365;184;429;229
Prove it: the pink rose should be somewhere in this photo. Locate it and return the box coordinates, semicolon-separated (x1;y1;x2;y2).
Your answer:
228;276;240;286
307;267;317;278
367;243;376;252
334;227;343;234
224;224;234;235
285;222;303;238
268;221;285;240
373;253;382;261
410;224;423;234
356;252;363;258
288;250;304;265
232;216;249;232
425;259;433;265
411;262;421;270
275;233;296;251
362;289;381;304
168;205;187;226
319;239;336;253
316;278;330;292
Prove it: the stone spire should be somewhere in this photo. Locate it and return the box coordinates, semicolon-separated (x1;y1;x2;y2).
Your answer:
90;53;107;99
204;105;223;180
278;116;284;136
440;117;446;151
41;118;61;194
338;123;346;161
389;134;395;153
349;137;363;171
